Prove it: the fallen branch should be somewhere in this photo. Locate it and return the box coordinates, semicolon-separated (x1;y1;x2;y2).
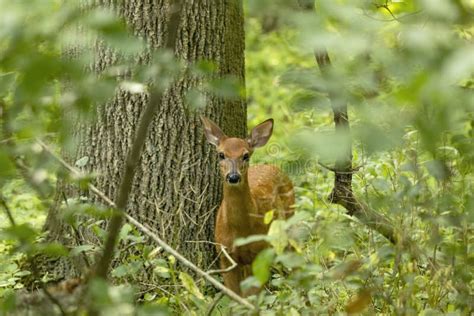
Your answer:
207;245;238;275
123;216;252;309
185;240;238;274
36;139;255;310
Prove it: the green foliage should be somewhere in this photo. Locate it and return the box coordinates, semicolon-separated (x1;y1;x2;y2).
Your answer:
1;0;473;314
0;181;45;296
240;0;473;314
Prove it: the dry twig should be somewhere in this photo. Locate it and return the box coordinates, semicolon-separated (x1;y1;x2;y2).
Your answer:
207;245;237;275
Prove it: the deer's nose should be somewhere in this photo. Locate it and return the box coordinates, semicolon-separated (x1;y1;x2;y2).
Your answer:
226;173;241;184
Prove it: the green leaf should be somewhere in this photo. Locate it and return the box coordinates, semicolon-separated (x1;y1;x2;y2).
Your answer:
267;220;288;254
276;252;305;269
2;224;37;243
207;77;243;99
371;178;391;192
292;130;352;163
14;270;31;277
143;293;156;301
425;159;450;181
74;156;89;168
193;60;217;75
185;89;206;110
234;234;269;247
252;248;275;285
0;263;18;274
179;272;204;300
240;276;261;293
284;211;311;227
153;266;170;279
0;151;15;179
111;264;129;278
87;278;110;305
264;210;274;225
119;223;133;241
70;244;95;257
0;289;16;313
36;243;68;257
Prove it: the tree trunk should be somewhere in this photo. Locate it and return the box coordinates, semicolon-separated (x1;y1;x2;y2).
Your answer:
42;0;246;280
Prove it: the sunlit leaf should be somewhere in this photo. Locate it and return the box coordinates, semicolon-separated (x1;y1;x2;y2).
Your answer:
264;210;274;225
267;220;288;254
35;242;68;257
179;272;204;300
153;267;170;279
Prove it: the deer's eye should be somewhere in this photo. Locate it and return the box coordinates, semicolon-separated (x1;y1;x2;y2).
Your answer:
243;153;250;162
218;152;225;160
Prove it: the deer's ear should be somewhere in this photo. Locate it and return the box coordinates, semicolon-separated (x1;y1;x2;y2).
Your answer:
248;118;273;148
200;116;226;147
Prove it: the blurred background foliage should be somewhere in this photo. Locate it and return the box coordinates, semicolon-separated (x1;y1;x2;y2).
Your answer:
0;0;473;315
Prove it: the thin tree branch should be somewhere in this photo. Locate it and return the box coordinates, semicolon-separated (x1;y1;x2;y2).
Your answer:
94;0;184;280
185;240;238;274
371;2;423;23
0;195;16;226
207;245;238;275
36;140;255;310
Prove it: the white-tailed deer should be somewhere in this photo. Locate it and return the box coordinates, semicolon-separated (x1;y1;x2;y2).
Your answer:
201;116;294;296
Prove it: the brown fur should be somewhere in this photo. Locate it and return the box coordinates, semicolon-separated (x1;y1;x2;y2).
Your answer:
201;117;294;296
215;163;294;296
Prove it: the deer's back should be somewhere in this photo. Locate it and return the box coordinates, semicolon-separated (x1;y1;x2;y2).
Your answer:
248;164;295;218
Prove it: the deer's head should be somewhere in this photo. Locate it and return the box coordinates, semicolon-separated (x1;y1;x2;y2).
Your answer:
201;116;273;185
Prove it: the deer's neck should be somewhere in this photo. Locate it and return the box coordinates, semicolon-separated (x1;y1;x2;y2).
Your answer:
222;177;255;231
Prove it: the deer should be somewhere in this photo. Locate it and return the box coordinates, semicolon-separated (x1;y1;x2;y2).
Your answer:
201;116;295;296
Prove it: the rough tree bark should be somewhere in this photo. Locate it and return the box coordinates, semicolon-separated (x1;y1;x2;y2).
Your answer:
42;0;246;279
